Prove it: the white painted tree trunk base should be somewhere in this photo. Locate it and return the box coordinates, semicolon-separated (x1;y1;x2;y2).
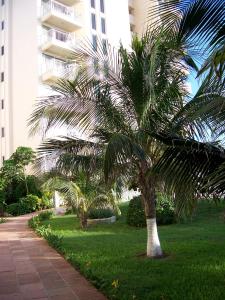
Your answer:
146;218;162;257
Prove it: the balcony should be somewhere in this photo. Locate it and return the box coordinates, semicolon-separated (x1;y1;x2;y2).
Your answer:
41;0;82;32
41;57;76;84
57;0;80;5
41;29;74;59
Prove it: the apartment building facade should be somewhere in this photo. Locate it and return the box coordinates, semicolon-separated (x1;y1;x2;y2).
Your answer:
0;0;155;165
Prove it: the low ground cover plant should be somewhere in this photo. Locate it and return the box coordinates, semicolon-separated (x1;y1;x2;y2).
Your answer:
29;212;62;251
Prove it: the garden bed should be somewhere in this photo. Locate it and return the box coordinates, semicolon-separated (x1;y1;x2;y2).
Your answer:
87;215;116;226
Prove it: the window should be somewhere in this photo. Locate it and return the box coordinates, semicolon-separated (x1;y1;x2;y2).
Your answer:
100;0;104;13
1;21;4;30
101;18;106;34
1;46;4;56
1;0;5;6
1;72;4;82
102;39;107;55
91;0;95;8
93;58;99;75
92;35;97;51
1;99;4;109
103;61;109;77
1;127;4;138
91;13;96;30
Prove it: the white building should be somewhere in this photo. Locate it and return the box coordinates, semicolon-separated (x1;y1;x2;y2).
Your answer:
0;0;157;165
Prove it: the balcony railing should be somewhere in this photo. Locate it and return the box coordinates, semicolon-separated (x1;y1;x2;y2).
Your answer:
42;56;76;82
41;0;81;31
42;0;75;19
43;28;72;44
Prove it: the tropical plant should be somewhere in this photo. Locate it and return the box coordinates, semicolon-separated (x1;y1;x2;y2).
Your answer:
42;175;120;228
29;0;225;257
0;147;36;203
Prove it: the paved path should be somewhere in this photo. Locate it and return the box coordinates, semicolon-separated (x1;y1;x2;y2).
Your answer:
0;214;107;300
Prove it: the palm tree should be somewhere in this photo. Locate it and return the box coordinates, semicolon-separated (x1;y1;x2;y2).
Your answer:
42;172;121;228
29;0;225;257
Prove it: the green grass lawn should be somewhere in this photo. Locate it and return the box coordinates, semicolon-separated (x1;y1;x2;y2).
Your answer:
41;201;225;300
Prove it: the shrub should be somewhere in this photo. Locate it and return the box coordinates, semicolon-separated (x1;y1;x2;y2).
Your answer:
156;193;176;225
5;176;42;205
40;191;53;209
88;208;114;219
38;211;53;221
7;194;42;216
19;194;41;212
0;218;6;224
7;202;28;216
126;196;146;227
126;194;176;227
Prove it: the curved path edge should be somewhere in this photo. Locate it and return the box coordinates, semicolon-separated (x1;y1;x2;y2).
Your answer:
0;214;108;300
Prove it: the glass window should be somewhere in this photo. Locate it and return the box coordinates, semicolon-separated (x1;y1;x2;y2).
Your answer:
1;0;5;6
1;128;4;138
91;0;95;8
103;61;109;77
1;72;4;82
1;46;4;56
100;0;104;13
101;18;106;34
1;21;4;30
1;99;4;109
92;35;97;51
102;39;107;55
93;58;99;75
91;13;96;30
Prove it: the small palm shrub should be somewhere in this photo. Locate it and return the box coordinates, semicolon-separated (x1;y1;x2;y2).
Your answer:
127;194;176;227
88;208;114;219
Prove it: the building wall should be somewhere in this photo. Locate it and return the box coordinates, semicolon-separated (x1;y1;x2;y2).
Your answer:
0;0;144;166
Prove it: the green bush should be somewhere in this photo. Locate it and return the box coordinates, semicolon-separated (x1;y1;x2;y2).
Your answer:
156;193;176;225
5;176;42;205
88;208;114;219
126;196;146;227
38;211;53;221
126;194;176;227
7;194;42;216
19;194;41;212
40;191;53;209
7;202;28;216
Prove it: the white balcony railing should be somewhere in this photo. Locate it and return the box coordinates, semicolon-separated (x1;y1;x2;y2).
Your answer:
42;56;74;79
43;28;73;45
42;0;75;20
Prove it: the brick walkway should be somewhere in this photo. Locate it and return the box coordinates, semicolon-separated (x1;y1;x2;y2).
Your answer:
0;214;107;300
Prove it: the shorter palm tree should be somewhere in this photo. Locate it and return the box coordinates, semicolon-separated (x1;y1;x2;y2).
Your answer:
42;173;120;228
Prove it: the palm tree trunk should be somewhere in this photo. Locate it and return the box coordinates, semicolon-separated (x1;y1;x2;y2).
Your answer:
139;161;162;258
